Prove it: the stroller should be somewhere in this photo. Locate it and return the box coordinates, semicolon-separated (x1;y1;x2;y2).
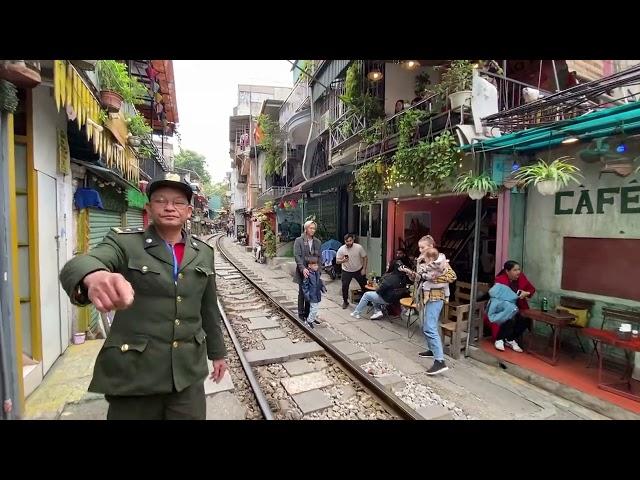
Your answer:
320;239;342;280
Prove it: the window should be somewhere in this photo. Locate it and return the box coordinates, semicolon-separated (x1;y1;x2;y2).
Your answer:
371;203;382;238
360;205;369;237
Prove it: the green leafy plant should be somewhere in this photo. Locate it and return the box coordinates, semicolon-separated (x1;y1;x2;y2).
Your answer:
361;118;384;146
95;60;148;105
453;171;498;195
98;109;109;124
435;60;474;99
513;156;582;187
263;227;277;258
137;144;155;158
126;112;152;137
0;79;18;113
339;62;384;125
390;110;460;192
354;158;386;202
415;72;432;97
257;114;282;176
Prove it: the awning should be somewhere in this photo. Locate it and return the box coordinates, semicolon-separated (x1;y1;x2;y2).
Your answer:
283;165;355;199
72;159;138;191
464;101;640;154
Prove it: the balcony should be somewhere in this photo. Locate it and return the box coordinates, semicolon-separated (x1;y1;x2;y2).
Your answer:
479;65;640;133
257;186;291;207
329;110;366;152
279;79;311;129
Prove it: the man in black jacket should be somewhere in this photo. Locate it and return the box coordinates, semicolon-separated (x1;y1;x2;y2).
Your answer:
293;220;322;322
350;261;409;320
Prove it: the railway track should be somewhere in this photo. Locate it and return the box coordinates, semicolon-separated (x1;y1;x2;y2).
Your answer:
210;234;422;420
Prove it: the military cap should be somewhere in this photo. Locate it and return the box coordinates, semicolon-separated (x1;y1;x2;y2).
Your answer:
148;171;193;202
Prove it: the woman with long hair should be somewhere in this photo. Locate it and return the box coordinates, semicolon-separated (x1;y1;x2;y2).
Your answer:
485;260;536;352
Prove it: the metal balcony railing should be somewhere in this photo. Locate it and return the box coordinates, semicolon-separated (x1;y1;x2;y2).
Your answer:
258;186;291;200
279;79;311;129
329;110;366;151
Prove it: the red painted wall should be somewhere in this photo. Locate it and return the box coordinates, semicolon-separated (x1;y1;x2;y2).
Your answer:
385;195;467;265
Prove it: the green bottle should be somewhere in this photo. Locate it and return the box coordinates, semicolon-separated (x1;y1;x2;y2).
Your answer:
541;297;548;312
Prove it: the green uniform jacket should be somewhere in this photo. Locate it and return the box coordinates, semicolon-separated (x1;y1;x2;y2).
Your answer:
59;225;226;396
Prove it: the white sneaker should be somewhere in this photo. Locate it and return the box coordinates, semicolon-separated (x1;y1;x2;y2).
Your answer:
505;340;523;353
494;340;505;351
350;312;361;319
370;311;384;320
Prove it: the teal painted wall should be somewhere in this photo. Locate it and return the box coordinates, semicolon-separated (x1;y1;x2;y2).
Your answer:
511;153;640;365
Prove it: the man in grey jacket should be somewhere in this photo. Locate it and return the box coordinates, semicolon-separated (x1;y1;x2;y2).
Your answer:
293;220;322;323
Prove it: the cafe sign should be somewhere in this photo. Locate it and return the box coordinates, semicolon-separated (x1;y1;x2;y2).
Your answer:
555;185;640;215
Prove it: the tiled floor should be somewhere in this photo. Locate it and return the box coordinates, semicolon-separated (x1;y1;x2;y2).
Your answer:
479;338;640;414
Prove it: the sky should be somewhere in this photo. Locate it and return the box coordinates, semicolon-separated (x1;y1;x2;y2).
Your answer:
173;60;293;182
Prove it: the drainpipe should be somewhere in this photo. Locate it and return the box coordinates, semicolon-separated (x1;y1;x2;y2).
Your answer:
301;91;314;181
0;113;19;419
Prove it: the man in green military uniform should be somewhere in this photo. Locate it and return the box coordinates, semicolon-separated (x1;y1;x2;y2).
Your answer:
59;172;227;420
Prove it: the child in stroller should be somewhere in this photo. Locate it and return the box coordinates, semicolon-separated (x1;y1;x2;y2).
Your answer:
320;239;342;280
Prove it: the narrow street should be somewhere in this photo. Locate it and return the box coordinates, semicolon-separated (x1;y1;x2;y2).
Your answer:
2;59;640;421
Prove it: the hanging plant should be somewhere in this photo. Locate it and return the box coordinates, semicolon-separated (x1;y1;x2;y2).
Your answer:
513;156;582;196
257;114;282;176
453;171;498;199
354;158;386;202
360;118;384;146
392;108;460;193
420;130;462;191
0;79;18;113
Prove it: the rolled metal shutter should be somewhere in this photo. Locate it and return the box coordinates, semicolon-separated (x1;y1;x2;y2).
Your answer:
125;208;144;229
88;209;123;335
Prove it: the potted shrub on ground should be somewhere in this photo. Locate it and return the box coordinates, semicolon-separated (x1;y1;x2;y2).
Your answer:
513;156;581;196
453;171;498;200
436;60;474;111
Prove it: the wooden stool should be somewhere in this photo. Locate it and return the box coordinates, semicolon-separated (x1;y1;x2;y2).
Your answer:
400;297;420;338
350;288;363;304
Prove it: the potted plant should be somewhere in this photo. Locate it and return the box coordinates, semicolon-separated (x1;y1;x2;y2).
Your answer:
453;170;498;200
126;112;152;147
513;156;582;196
354;158;386;203
95;60;148;112
435;60;474;111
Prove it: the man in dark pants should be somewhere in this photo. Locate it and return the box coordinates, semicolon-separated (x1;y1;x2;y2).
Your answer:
336;233;368;309
59;172;228;420
293;220;321;322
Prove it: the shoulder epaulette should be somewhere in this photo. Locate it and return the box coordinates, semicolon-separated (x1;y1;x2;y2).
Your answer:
111;227;144;234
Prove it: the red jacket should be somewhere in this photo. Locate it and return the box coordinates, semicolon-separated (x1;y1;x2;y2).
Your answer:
484;272;536;340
